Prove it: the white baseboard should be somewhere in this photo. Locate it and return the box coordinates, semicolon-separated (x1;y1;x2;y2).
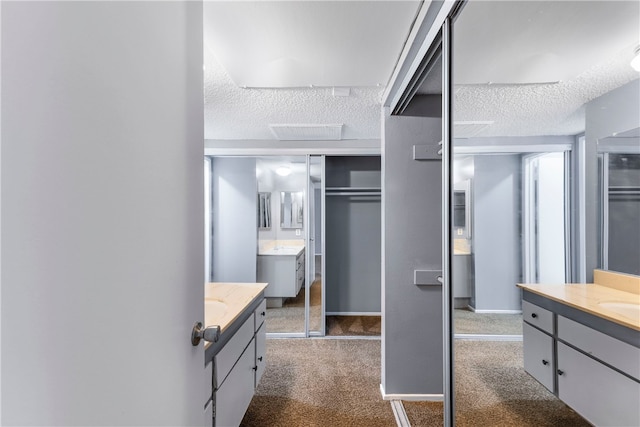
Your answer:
326;312;381;316
454;334;523;341
380;384;444;401
467;306;522;314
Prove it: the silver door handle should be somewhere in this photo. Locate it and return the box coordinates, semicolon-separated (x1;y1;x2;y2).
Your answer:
191;322;220;346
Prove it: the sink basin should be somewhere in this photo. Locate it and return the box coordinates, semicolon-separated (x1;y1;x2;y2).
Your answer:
597;301;640;320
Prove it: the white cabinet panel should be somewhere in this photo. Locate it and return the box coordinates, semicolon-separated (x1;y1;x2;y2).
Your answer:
215;316;254;388
522;301;554;334
523;322;555;392
258;251;304;298
255;323;266;388
215;339;256;427
557;342;640;427
558;315;640;381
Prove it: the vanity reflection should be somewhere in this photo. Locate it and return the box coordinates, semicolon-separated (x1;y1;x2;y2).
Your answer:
448;0;639;424
208;155;324;337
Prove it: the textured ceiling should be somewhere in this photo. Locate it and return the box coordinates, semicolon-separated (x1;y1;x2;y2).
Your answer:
204;1;640;141
204;47;385;140
451;0;640;138
203;1;420;141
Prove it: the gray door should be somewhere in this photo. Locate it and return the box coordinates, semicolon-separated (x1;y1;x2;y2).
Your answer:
1;2;209;425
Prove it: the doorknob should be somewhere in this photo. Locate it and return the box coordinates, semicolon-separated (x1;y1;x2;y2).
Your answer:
191;322;220;346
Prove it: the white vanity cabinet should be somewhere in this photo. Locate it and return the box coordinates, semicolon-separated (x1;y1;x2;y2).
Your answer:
258;249;305;298
523;322;554;392
521;295;640;427
556;342;639;426
208;296;267;427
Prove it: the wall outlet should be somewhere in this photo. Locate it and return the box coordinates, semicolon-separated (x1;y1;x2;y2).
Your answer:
295;229;301;236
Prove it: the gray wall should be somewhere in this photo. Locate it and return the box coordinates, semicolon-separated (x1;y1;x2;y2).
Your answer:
585;78;640;281
382;111;443;395
212;157;257;282
314;187;322;254
325;196;381;313
325;156;381;314
472;155;522;311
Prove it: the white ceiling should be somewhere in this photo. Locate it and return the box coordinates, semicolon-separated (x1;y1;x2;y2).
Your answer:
204;1;640;141
452;0;640;137
203;1;421;88
203;1;421;141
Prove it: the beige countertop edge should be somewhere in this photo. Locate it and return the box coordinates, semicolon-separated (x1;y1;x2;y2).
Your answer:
258;246;305;256
204;282;268;350
517;283;640;331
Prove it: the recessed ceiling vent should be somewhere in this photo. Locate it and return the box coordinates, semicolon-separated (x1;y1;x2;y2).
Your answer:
269;124;343;141
454;121;494;138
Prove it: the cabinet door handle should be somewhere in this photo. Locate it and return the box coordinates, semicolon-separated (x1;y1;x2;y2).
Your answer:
258;356;263;362
542;359;549;365
531;313;538;319
252;366;258;371
557;369;564;376
261;311;266;317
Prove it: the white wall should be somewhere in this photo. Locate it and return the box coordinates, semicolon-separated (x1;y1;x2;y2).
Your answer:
536;153;567;283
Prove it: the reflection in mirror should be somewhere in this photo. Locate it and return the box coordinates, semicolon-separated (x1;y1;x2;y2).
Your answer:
451;0;639;424
601;149;640;275
258;192;271;229
256;156;307;335
280;191;303;229
308;155;323;335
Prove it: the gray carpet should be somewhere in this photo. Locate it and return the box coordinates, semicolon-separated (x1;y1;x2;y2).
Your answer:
241;338;588;427
241;339;395;426
454;309;523;335
265;280;322;333
403;341;589;426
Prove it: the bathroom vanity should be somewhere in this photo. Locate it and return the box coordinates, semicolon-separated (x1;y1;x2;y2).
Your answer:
257;240;305;306
204;282;268;427
518;270;640;426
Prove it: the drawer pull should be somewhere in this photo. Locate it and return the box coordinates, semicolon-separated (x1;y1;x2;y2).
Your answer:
557;369;564;376
542;360;549;366
531;313;538;319
258;356;263;362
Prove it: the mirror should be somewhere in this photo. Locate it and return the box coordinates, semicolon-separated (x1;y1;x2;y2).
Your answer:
280;191;303;229
599;133;640;276
258;192;271;229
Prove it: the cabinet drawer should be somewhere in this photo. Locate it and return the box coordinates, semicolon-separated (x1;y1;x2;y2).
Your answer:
254;298;267;332
523;322;554;392
557;342;640;427
255;323;266;388
558;315;640;380
215;315;254;388
215;338;256;427
522;301;554;333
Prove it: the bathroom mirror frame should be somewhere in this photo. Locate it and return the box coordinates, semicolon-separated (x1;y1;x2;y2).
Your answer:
258;192;271;229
